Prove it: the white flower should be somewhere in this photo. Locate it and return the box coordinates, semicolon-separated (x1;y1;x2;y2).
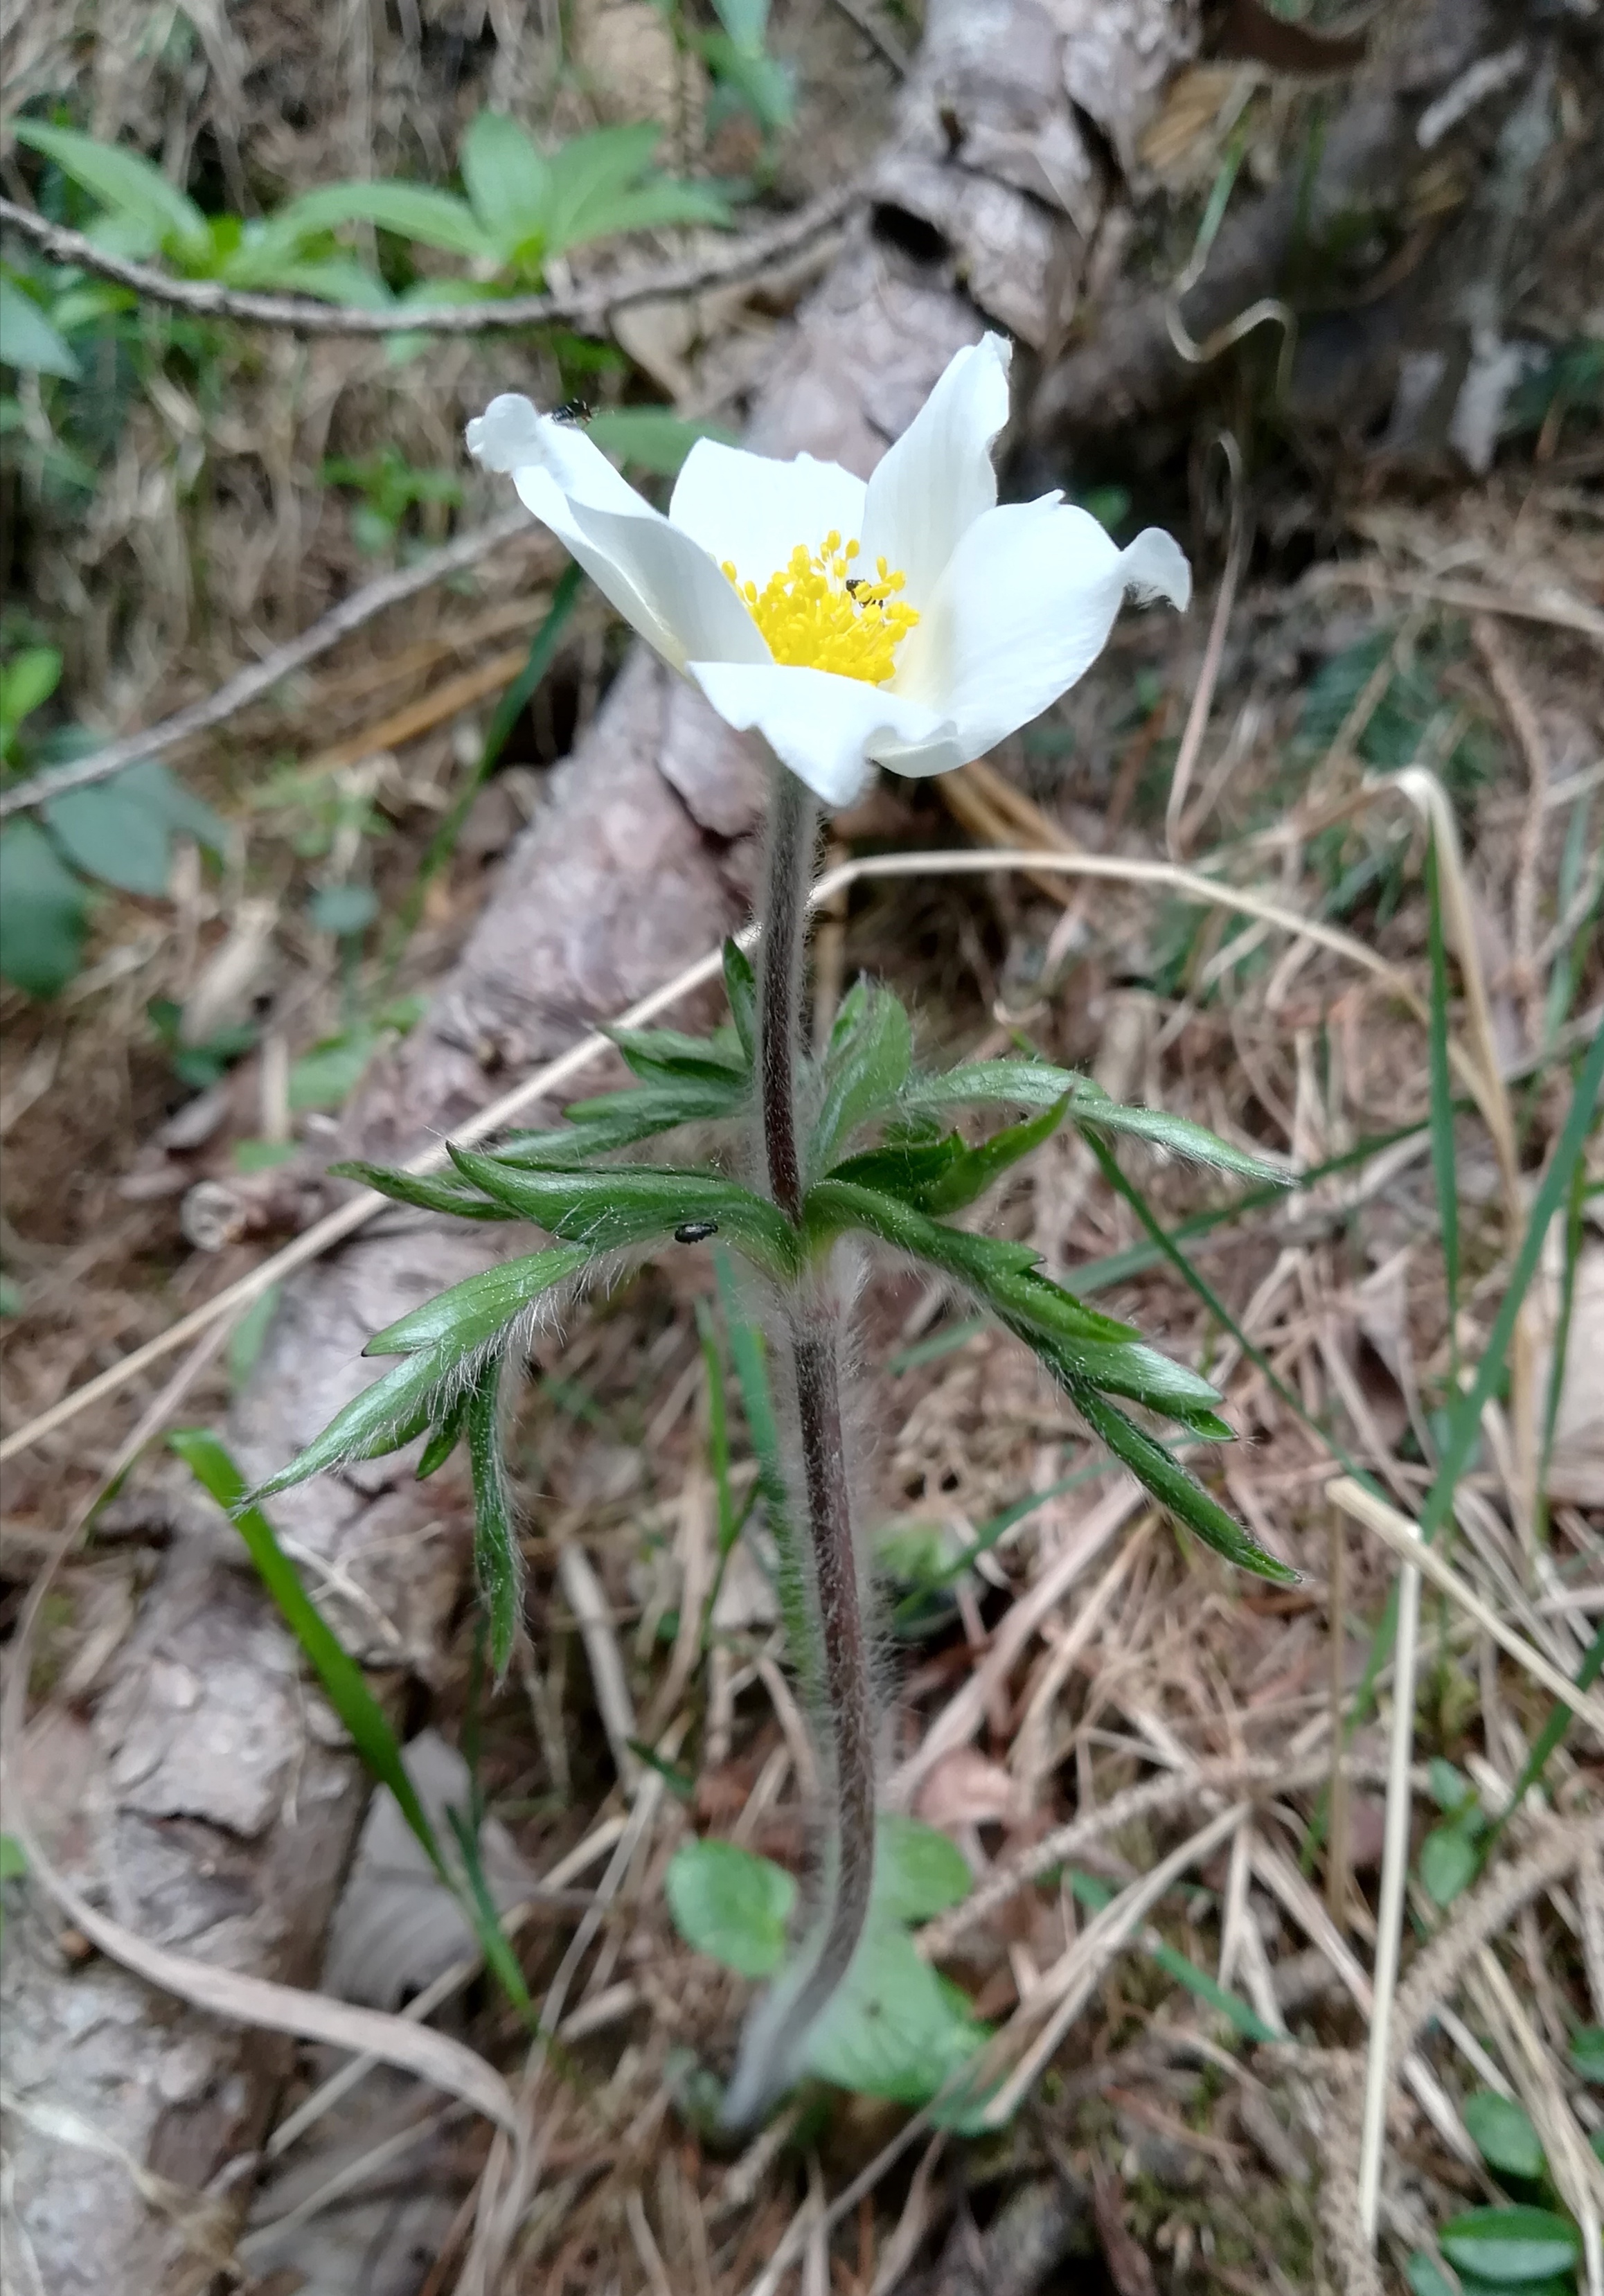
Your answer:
465;335;1190;809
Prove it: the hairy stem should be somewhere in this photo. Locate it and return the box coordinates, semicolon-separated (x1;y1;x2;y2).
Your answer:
758;764;812;1221
735;758;877;2119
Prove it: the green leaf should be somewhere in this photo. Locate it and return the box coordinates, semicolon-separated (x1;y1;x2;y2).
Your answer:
700;33;796;132
310;883;378;938
832;1095;1068;1218
44;773;173;896
805;1179;1227;1427
416;1388;472;1479
0;1833;28;1881
804;1921;987;2108
1405;2257;1459;2296
364;1243;591;1360
1571;2027;1604;2084
222;251;393;308
227;1283;281;1389
808;986;913;1175
328;1159;507;1222
666;1837;796;1977
460;111;552;256
289;1028;375;1111
1428;1757;1475;1813
723;938;757;1062
587;407;740;476
497;1074;747;1165
0;279;80;380
607;1023;747;1088
465;1360;519;1673
269;179;490;259
248;1349;450;1501
446;1146;798;1275
903;1061;1287;1183
1463;2093;1547;2183
170;1430;452;1884
0;646;62;746
1071;1385;1296;1583
1420;1821;1480;1907
1438;2207;1580;2284
14;123;211;260
0;819;90;995
711;0;770;43
43;783;166;893
1012;1304;1233;1434
539;124;729;260
874;1817;972;1923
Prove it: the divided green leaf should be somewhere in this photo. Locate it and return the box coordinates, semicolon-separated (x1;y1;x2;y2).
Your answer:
902;1060;1289;1182
364;1243;591;1360
808;985;912;1174
330;1159;508;1221
446;1146;797;1274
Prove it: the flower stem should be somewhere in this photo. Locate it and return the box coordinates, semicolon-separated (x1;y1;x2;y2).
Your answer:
742;758;877;2116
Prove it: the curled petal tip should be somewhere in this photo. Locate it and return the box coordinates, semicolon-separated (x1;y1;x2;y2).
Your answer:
1121;526;1192;613
465;393;544;472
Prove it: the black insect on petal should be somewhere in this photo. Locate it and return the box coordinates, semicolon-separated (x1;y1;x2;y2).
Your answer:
674;1220;719;1244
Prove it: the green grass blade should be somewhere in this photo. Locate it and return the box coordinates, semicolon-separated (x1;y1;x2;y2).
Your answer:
1425;832;1460;1385
382;564;583;976
170;1427;450;1887
1477;1614;1604;1871
1346;1019;1604;1736
1080;1129;1370;1487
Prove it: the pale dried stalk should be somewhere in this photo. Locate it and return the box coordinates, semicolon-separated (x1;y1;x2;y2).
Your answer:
976;1801;1251;2128
1328;1477;1604;1735
1357;1549;1421;2245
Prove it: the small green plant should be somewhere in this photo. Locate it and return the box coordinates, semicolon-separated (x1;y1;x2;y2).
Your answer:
693;0;797;141
0;648;229;996
322;448;463;556
666;1818;990;2116
1417;1759;1488;1907
1406;2050;1603;2293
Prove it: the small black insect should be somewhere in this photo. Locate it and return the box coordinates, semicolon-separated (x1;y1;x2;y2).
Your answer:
674;1220;719;1244
553;398;593;425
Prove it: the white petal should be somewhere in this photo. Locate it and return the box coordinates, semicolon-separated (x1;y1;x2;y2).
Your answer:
669;440;867;584
858;334;1013;605
687;662;954;810
466;395;765;672
886;501;1190;771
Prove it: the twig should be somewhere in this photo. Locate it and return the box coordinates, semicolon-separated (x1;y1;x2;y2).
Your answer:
0;510;542;819
1327;1477;1604;1736
825;0;910;73
0;179;859;338
1357;1545;1420;2246
0;837;1493;1466
1310;562;1604;647
1166;431;1247;862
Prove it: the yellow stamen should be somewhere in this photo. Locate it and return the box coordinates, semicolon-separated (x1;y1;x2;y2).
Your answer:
721;533;918;684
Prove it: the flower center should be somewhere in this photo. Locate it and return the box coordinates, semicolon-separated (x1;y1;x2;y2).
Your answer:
722;532;918;684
